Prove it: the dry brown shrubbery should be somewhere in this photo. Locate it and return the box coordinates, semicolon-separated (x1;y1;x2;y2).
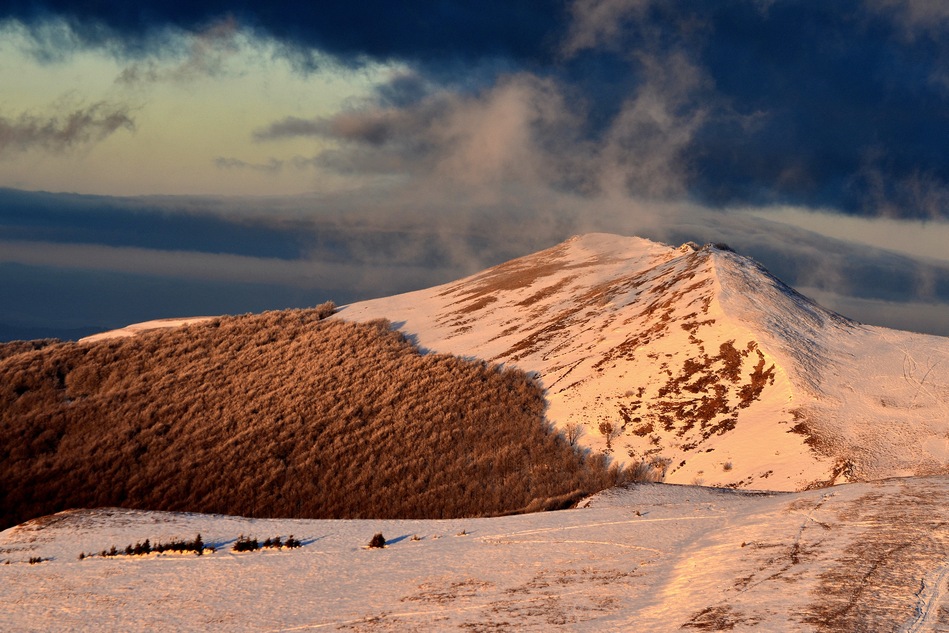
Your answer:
0;302;623;529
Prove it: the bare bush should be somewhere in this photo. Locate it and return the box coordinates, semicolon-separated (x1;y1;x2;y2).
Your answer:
599;421;621;452
564;423;585;447
628;458;670;483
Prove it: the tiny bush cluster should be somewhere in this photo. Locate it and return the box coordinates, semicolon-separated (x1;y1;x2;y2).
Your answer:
232;535;259;552
233;534;301;552
263;535;301;549
82;534;209;559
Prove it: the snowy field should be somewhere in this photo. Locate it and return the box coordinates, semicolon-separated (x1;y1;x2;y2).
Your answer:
4;478;949;632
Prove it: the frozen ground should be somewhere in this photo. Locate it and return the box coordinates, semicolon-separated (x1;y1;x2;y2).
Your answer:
4;478;949;632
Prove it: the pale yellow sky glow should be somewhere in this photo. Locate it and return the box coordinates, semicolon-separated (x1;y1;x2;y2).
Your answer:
743;206;949;266
0;21;405;195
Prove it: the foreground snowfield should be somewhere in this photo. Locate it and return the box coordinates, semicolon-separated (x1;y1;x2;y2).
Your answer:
4;478;949;632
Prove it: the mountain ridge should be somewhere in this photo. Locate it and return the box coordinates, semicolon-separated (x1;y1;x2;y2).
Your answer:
342;233;949;491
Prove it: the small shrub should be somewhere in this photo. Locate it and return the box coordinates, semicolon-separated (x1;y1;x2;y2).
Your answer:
368;533;386;549
284;535;301;549
564;423;585;447
262;536;282;549
599;421;621;451
28;556;45;564
232;535;259;552
723;461;733;472
628;457;670;483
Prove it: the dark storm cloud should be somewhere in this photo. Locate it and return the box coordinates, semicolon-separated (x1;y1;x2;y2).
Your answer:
0;102;134;155
168;0;949;219
5;1;949;215
0;1;567;66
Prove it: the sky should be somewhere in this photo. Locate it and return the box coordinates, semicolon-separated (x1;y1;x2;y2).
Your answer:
2;0;949;340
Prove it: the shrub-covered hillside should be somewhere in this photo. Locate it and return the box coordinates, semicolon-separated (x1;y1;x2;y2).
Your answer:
0;304;622;530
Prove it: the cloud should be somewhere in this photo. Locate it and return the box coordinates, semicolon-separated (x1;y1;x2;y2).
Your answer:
253;117;327;141
0;102;134;156
256;75;568;189
865;0;949;39
0;2;568;67
213;155;322;173
214;157;285;174
563;0;656;55
114;17;241;86
8;2;949;217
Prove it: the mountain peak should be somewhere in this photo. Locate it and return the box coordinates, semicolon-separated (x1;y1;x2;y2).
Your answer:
344;233;949;491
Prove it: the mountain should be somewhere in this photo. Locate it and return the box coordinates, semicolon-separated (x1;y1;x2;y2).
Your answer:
342;233;949;491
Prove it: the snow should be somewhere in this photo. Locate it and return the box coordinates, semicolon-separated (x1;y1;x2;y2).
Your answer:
341;233;949;490
5;478;949;631
79;317;215;344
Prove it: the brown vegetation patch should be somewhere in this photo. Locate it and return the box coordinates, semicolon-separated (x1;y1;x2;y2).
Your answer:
0;303;624;529
622;339;776;454
453;295;498;315
683;605;763;630
515;275;578;308
803;482;949;631
403;579;495;605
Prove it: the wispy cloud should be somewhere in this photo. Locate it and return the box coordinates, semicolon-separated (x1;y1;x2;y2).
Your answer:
213;157;285;174
213;155;321;173
0;102;134;156
563;0;655;55
114;18;241;86
865;0;949;39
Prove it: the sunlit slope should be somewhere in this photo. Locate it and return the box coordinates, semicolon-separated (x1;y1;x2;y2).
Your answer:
342;233;949;491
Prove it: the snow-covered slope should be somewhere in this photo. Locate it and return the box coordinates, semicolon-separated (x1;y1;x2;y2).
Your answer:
78;316;214;343
342;233;949;491
5;477;949;632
